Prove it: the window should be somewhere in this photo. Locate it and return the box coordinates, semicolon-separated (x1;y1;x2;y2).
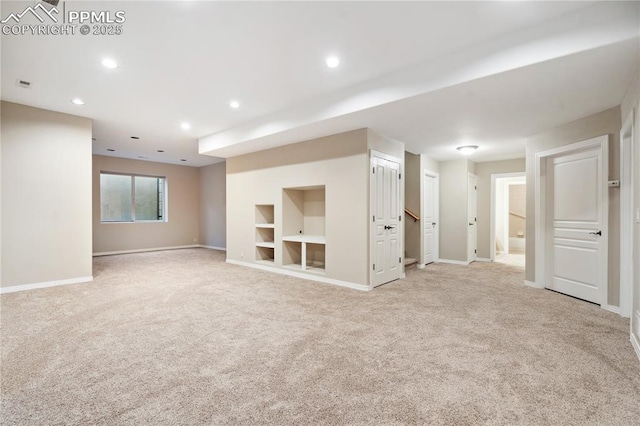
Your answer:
100;173;166;222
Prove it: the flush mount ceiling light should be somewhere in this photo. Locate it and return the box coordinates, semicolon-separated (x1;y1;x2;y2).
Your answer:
229;100;240;109
130;136;140;140
71;98;85;105
181;122;191;130
326;56;340;68
101;58;118;69
457;145;478;155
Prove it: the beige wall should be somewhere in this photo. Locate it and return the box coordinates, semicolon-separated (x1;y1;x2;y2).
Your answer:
199;162;226;249
474;159;526;259
509;185;526;238
1;102;92;287
226;129;371;286
404;152;420;259
439;159;472;262
525;107;621;306
93;155;200;254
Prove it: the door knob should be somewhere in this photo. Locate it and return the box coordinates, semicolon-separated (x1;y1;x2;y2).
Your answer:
468;223;474;226
589;230;602;236
384;225;396;230
432;222;437;226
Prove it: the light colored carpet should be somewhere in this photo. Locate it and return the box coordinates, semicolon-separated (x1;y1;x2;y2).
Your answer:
495;252;525;269
1;248;638;425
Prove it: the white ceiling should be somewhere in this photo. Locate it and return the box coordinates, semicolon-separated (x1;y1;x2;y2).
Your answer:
2;1;639;165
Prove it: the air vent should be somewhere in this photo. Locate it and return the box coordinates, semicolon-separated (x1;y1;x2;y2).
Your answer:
16;79;32;89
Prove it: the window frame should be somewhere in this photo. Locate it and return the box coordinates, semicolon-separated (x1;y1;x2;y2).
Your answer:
100;171;168;223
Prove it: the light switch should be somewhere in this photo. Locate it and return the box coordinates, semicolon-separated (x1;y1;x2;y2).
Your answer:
636;208;640;224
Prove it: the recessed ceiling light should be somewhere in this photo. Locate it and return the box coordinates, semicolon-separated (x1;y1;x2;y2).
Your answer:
107;148;115;152
71;98;85;105
180;159;187;162
457;145;479;155
157;150;164;153
230;100;240;109
131;136;140;140
326;56;340;68
181;122;191;130
137;156;148;159
101;58;118;69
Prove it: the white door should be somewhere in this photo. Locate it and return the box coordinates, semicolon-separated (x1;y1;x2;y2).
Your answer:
546;147;607;304
371;154;401;287
468;173;477;262
423;172;438;265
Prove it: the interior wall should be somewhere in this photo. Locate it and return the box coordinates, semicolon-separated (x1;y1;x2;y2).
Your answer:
509;184;526;238
1;102;92;287
439;159;470;262
525;107;621;306
199;161;227;249
404;152;420;259
474;159;526;259
226;129;370;286
93;155;200;254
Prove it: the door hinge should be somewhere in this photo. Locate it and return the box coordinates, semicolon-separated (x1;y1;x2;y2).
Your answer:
474;249;477;254
475;185;477;190
373;215;375;221
373;264;376;271
373;167;375;174
399;257;401;263
399;173;402;179
399;215;402;221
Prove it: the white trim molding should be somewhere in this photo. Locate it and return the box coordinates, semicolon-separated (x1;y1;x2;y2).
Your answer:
619;107;635;318
437;259;470;266
1;276;94;294
199;245;227;251
632;331;640;362
602;304;620;315
93;245;200;256
475;258;492;263
490;172;526;262
226;259;370;291
524;280;543;289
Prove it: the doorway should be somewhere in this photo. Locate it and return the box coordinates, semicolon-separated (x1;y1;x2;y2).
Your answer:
491;173;526;268
422;170;439;266
535;135;609;306
370;151;402;288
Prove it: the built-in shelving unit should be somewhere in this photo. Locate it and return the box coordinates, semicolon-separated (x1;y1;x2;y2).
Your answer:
255;204;275;263
282;186;326;273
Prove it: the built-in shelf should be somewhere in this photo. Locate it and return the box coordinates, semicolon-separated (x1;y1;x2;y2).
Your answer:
256;241;275;248
282;235;326;244
256;204;275;263
282;186;326;273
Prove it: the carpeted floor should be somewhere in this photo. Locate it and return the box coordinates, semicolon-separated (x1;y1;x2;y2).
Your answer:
1;248;639;425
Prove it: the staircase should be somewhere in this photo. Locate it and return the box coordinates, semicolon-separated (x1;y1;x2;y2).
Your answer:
404;257;418;271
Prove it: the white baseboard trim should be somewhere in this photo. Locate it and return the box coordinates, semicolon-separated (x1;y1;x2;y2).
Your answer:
417;263;425;269
226;259;369;291
1;276;93;294
475;258;492;263
602;304;620;315
198;245;226;251
93;245;200;256
437;259;470;266
524;280;543;289
631;331;640;362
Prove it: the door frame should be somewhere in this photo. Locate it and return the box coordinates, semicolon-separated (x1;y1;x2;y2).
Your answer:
490;172;526;261
620;108;635;318
419;169;439;267
467;173;478;263
369;150;403;289
534;135;609;308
